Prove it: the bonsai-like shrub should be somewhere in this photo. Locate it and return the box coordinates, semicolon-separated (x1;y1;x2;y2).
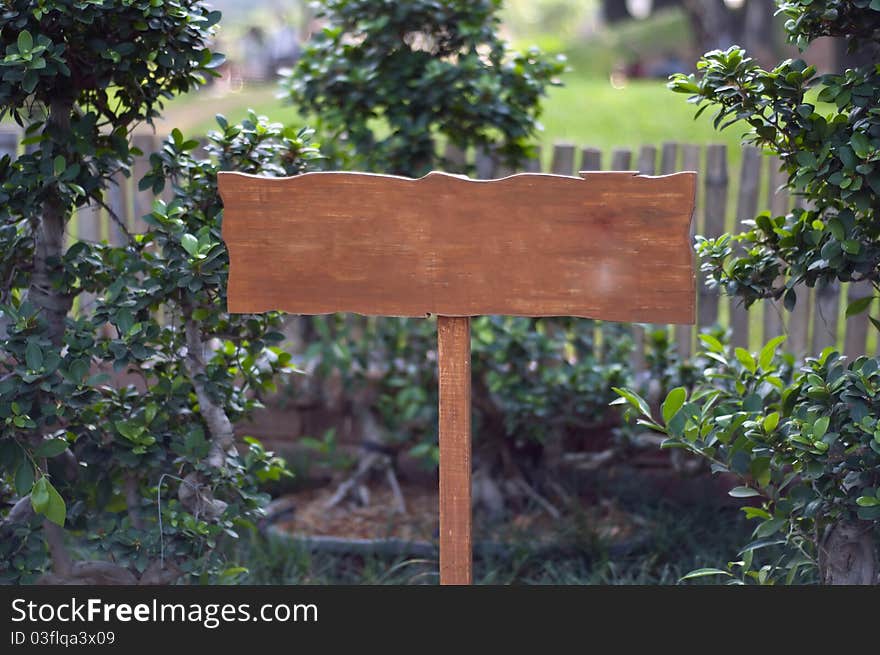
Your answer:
281;0;566;176
0;2;316;583
615;0;880;585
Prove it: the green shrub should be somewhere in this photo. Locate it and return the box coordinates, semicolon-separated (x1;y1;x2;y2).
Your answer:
616;336;879;584
669;0;880;317
281;0;566;176
0;1;317;584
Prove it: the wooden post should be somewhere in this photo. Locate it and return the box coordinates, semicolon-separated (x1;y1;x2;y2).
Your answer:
437;316;472;585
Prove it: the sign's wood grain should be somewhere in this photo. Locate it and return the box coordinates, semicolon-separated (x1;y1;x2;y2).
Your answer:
218;170;696;323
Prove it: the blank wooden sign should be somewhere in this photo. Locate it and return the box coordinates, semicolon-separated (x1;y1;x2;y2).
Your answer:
219;171;697;324
218;169;697;585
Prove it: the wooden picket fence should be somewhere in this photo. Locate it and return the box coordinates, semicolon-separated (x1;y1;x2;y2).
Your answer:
1;129;876;369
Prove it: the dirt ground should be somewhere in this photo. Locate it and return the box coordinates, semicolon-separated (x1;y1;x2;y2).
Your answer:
274;480;651;549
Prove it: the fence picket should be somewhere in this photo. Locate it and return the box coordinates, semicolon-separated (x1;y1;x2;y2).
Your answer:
731;145;762;350
762;156;789;346
107;172;130;246
0;130;18;158
660;142;678;175
524;145;542;173
131;133;158;232
812;281;841;352
550;143;576;176
675;144;701;359
637;145;657;175
610;148;632;171
580;147;601;172
844;280;872;359
699;144;728;332
443;143;467;172
630;145;659;371
475;146;495;180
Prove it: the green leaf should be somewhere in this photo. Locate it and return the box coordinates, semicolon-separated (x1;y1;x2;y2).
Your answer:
181;233;199;257
698;333;725;353
846;296;874;317
22;70;38;94
43;480;66;526
115;420;144;442
754;517;785;538
813;416;830;440
842;239;861;254
735;348;756;373
661;387;687;424
53;155;66;177
611;387;652;419
741;506;772;520
784;288;797;312
205;52;226;70
31;477;50;514
750;456;771;487
851;132;872;158
25;340;43;370
34;438;68;459
679;568;733;581
729;486;761;498
14;461;34;497
758;336;786;370
856;496;880;507
17;30;33;53
762;412;779;433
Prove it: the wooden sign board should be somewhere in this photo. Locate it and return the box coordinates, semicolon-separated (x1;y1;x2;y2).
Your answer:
218;170;697;584
220;171;696;324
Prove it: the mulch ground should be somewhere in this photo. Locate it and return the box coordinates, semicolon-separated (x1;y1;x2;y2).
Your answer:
274;481;649;548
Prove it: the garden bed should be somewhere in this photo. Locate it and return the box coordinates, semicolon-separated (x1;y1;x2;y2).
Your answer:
269;481;652;559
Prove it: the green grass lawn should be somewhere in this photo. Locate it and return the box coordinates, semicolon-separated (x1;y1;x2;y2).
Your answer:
537;76;745;168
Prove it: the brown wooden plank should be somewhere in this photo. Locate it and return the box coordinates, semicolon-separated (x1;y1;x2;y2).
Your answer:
580;147;602;172
551;143;576;176
731;145;761;350
699;144;728;331
437;315;472;585
219;171;697;323
676;143;700;359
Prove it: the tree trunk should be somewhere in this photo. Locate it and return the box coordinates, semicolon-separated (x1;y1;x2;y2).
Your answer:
25;99;76;581
819;520;878;585
29;98;74;345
